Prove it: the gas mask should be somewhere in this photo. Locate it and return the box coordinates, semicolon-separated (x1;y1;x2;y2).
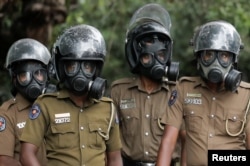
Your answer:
14;62;48;101
137;35;179;81
199;50;242;91
63;60;106;99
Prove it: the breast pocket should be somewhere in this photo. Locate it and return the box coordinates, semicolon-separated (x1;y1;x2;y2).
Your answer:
119;108;139;136
88;123;107;150
184;109;203;133
225;110;245;136
50;123;76;148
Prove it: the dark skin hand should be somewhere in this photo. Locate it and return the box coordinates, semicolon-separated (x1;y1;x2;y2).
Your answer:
20;142;40;166
0;155;21;166
156;125;179;166
106;150;123;166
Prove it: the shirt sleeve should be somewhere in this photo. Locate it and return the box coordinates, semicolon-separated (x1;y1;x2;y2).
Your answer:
105;106;122;152
20;100;48;147
166;84;184;130
244;99;250;134
0;110;15;157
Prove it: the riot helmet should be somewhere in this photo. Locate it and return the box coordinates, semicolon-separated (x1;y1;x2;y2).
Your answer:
5;38;51;101
125;3;179;81
191;20;244;91
52;24;107;99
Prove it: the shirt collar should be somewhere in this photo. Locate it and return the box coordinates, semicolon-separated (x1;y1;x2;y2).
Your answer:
15;93;31;111
127;76;170;92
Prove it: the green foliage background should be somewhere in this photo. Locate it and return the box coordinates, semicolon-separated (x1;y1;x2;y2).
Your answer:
1;0;250;100
54;0;250;89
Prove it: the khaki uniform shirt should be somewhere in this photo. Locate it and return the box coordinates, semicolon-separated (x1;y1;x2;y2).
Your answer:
167;76;250;165
0;93;47;165
20;89;122;166
111;77;182;162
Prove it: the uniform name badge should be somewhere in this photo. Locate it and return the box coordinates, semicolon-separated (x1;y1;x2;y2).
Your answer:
120;98;136;109
55;113;71;124
185;93;202;105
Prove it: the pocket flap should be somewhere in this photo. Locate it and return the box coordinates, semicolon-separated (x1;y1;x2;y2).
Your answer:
89;123;108;134
51;124;75;134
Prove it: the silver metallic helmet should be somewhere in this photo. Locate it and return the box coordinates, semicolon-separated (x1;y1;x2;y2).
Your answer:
192;20;243;64
5;38;51;69
52;24;106;81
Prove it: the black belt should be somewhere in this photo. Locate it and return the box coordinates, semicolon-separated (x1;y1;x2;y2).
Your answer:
122;156;154;166
122;156;179;166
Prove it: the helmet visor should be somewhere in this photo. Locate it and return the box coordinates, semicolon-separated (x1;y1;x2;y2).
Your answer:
128;3;171;33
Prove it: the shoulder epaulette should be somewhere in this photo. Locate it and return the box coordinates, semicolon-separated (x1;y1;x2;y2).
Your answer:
179;76;199;83
239;81;250;89
99;96;113;103
165;80;177;85
39;91;58;99
111;77;135;87
0;98;16;111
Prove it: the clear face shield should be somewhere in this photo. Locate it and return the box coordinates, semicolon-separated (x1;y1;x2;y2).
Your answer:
138;34;170;67
126;3;179;81
127;3;171;34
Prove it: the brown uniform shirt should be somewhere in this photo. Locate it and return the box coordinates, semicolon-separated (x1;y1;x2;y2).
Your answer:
111;77;181;162
20;89;122;166
0;93;47;165
167;76;250;165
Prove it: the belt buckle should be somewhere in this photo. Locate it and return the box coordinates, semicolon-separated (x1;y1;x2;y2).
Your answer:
140;163;155;166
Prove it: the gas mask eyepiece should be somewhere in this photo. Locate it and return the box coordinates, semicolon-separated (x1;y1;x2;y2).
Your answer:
63;60;106;99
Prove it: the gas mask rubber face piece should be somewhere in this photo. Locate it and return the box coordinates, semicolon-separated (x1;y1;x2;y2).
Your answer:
63;60;106;98
136;34;170;81
14;62;48;101
199;50;241;91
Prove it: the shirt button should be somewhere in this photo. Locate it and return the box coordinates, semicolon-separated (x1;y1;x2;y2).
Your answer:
209;133;213;138
127;116;130;119
211;114;214;118
80;109;83;112
190;111;194;114
233;116;237;121
145;132;149;136
145;151;149;155
80;126;84;130
82;145;85;149
212;97;216;100
147;96;150;99
146;114;150;118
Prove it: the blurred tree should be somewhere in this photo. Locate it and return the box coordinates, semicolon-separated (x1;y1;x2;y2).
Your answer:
0;0;68;103
1;0;250;101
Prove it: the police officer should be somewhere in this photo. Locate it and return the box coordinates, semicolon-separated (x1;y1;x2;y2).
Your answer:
20;24;123;166
111;3;185;166
157;20;250;165
0;38;52;166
